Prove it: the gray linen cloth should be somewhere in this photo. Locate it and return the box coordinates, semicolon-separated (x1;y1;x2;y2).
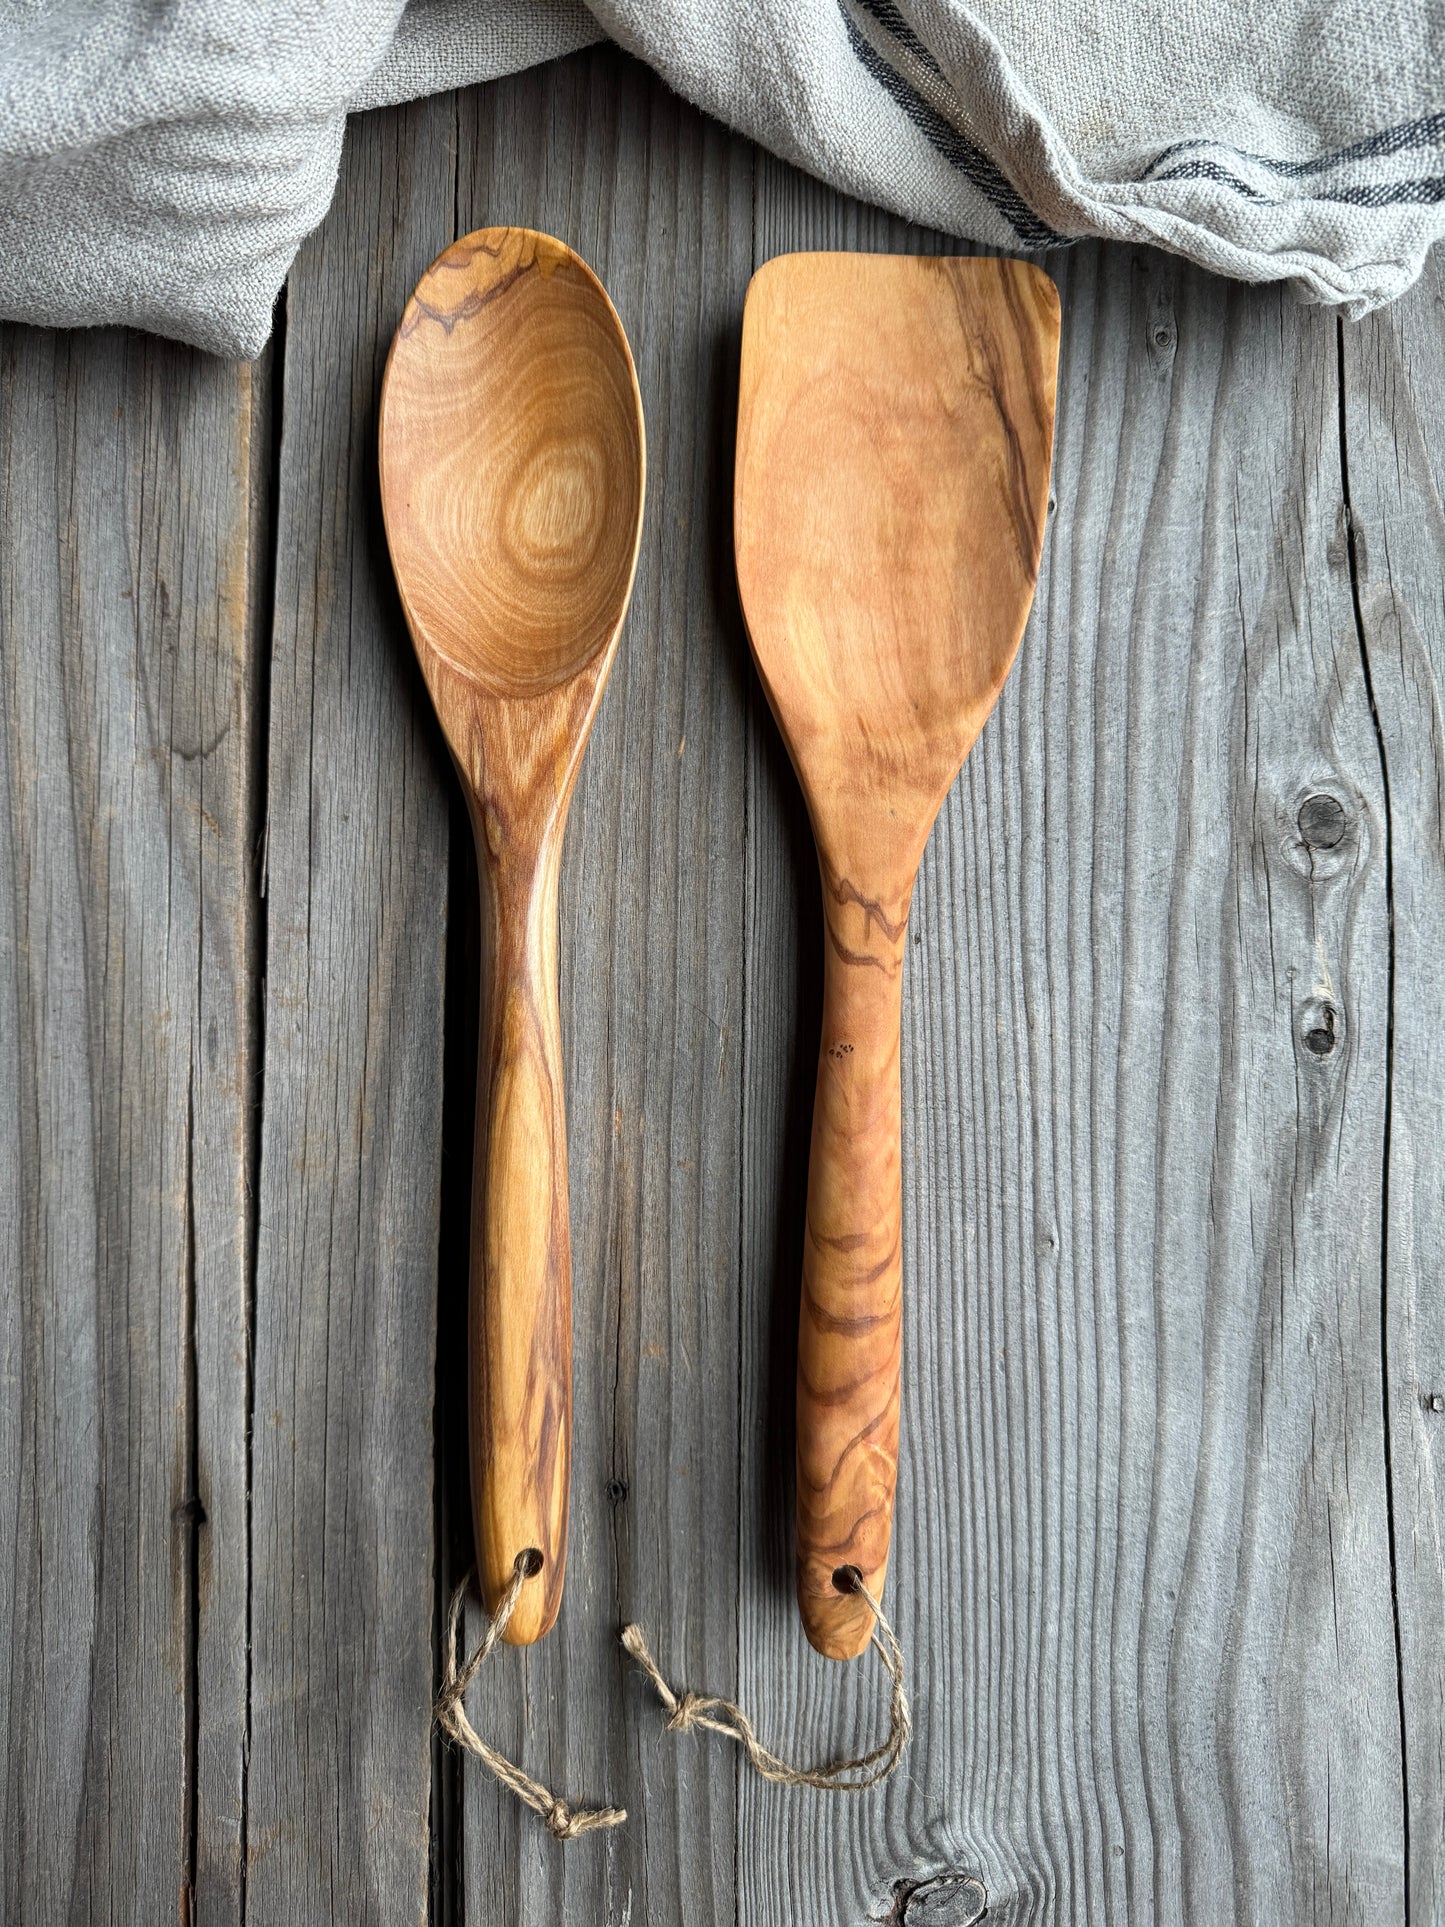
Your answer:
1;0;1441;357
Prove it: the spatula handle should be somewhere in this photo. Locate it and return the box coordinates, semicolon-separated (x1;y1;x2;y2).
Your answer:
796;868;910;1658
469;827;572;1645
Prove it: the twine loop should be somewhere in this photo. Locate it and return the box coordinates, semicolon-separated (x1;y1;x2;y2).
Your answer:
435;1559;911;1837
435;1558;627;1839
619;1569;911;1793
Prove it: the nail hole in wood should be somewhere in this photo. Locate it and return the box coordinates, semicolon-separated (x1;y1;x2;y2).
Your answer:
1303;1004;1337;1056
605;1478;628;1506
515;1547;544;1579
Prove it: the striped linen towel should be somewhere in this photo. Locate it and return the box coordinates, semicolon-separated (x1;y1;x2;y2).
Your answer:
1;0;1440;356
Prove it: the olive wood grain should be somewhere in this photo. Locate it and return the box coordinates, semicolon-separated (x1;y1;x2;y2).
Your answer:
735;253;1059;1658
379;228;645;1644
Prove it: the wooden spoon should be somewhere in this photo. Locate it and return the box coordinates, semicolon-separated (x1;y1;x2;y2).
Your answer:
379;228;645;1644
734;253;1059;1659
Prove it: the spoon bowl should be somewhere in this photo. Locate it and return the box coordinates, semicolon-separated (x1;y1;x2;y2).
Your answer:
381;228;645;1643
384;229;643;696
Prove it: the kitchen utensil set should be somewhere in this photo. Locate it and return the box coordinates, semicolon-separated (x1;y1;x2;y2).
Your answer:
381;227;1059;1659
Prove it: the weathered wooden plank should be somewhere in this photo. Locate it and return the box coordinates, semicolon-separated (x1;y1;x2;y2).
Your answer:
450;47;754;1926
0;327;260;1922
246;97;456;1926
741;156;1405;1921
1342;256;1445;1926
7;56;1432;1927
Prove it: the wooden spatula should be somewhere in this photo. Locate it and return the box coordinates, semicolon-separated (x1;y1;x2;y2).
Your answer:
735;252;1059;1659
379;229;645;1644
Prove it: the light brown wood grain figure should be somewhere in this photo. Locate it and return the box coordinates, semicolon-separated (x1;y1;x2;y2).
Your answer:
380;227;646;1644
736;252;1059;1658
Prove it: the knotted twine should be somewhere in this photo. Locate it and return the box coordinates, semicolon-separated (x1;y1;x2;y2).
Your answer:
435;1556;627;1839
435;1557;911;1837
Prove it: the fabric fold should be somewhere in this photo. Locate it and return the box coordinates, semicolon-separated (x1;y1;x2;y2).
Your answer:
0;0;1439;357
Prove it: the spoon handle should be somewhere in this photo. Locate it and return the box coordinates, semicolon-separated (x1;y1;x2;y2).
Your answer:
469;827;572;1645
795;864;910;1659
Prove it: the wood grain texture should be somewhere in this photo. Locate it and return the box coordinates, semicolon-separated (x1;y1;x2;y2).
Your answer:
246;97;456;1926
448;49;753;1927
0;326;261;1923
738;151;1427;1922
5;42;1443;1927
736;252;1059;1656
1342;252;1445;1927
381;226;646;1642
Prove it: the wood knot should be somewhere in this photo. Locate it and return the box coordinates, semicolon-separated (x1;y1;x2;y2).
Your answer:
1298;792;1346;850
1300;998;1338;1057
882;1873;989;1925
1145;297;1177;374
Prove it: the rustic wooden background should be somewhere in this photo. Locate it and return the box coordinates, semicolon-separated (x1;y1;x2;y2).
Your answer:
4;43;1444;1927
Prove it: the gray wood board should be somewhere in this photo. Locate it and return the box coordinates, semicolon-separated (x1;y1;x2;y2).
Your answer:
0;330;263;1921
1343;248;1445;1927
740;157;1415;1924
245;93;456;1927
449;52;755;1927
4;38;1444;1927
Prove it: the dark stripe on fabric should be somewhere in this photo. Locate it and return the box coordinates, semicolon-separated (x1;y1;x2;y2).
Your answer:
1154;159;1445;208
843;0;1443;229
840;8;1062;246
1145;110;1445;182
853;0;944;76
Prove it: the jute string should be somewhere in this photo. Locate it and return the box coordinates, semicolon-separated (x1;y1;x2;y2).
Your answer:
620;1568;911;1792
436;1558;628;1839
436;1557;911;1836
